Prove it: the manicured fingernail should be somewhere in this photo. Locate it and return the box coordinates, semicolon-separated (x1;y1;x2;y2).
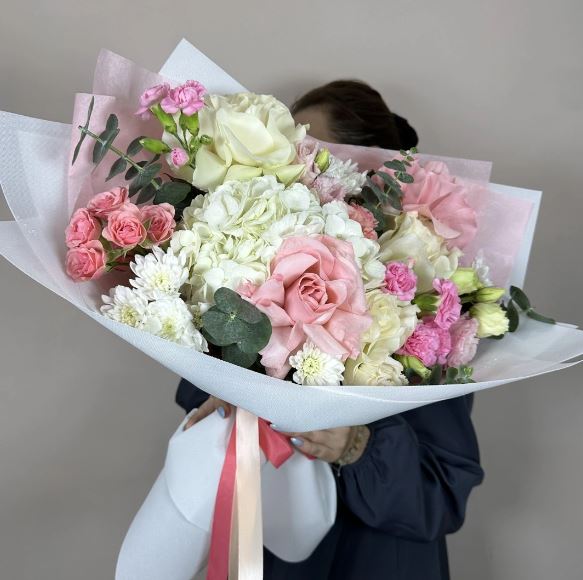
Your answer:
217;406;226;418
290;437;304;447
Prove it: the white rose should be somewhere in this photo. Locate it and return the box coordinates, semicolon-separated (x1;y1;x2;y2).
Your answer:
378;212;461;293
344;350;408;386
193;93;307;191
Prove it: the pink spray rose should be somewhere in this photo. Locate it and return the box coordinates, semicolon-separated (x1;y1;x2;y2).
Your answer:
65;208;101;248
87;187;129;219
383;261;417;301
239;235;372;378
433;278;462;330
377;159;477;249
135;83;170;119
141;203;176;244
447;314;480;367
347;203;378;240
169;147;189;168
161;80;207;116
66;240;106;282
102;204;147;249
397;318;452;367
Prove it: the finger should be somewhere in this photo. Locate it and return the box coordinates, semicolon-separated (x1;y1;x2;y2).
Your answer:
290;437;335;462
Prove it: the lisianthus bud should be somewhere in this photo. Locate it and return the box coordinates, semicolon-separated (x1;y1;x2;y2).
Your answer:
413;293;439;313
394;355;431;380
470;303;510;338
474;286;506;303
450;267;481;295
315;148;331;173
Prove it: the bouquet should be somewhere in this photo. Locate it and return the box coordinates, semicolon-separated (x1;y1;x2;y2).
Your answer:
2;40;583;580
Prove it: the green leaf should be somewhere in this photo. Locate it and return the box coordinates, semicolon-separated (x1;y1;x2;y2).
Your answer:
506;300;520;332
238;315;271;353
136;180;160;204
383;160;407;172
125;160;148;181
72;96;95;165
126;136;145;156
365;176;388;204
179;112;199;135
213;287;263;324
396;172;414;184
92;114;120;165
222;344;257;368
426;364;443;385
527;310;556;325
105;157;128;182
510;286;531;311
445;367;459;384
128;162;162;197
154;181;191;205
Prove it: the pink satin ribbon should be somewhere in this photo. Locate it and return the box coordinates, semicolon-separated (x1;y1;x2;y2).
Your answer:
207;415;294;580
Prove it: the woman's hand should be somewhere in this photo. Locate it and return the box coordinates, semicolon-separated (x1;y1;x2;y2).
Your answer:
183;396;233;430
277;426;370;464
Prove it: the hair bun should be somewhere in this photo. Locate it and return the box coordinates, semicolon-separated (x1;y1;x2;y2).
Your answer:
392;114;419;150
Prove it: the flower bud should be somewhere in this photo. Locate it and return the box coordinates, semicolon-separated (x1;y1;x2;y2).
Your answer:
315;148;331;173
412;293;439;313
474;286;506;303
139;138;171;155
450;267;481;295
395;355;431;380
470;303;509;338
199;134;213;145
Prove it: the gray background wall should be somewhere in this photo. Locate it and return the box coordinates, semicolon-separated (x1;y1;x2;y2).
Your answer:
1;1;582;578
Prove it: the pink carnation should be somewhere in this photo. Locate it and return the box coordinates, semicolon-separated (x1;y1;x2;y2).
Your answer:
312;175;347;204
239;235;372;379
397;319;451;367
135;83;170;120
102;204;147;249
447;314;479;367
347;203;378;240
433;278;461;330
65;208;101;248
383;261;417;301
296;137;321;184
141;203;176;244
161;80;206;116
87;187;129;219
377;158;477;249
169;147;189;168
66;240;106;282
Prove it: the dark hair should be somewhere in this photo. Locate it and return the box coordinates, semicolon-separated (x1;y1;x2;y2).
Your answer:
291;80;418;150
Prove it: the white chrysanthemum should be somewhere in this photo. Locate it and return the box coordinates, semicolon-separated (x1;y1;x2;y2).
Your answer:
142;297;208;351
472;250;493;287
324;155;366;196
322;201;385;289
289;342;345;386
101;285;148;328
130;246;189;300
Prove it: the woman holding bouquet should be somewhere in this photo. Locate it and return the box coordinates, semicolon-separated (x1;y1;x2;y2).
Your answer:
177;80;484;580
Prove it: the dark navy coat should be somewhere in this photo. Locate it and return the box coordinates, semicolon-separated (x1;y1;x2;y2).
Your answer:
176;379;484;580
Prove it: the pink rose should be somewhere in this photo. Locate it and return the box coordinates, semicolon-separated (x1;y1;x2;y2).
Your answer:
296;137;321;184
447;314;479;367
141;203;176;244
433;278;461;330
377;158;478;249
102;204;147;249
87;187;129;219
66;240;106;282
161;80;206;116
383;261;417;301
135;83;170;119
347;203;378;240
239;235;372;378
397;318;451;367
65;208;101;248
169;147;189;168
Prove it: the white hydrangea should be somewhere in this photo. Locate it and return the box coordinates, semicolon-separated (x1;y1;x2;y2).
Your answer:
324;155;366;197
130;246;189;300
142;297;208;351
322;201;385;289
101;285;148;328
289;342;345;386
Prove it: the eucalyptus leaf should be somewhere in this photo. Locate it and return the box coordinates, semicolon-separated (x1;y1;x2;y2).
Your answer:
506;300;520;332
126;136;145;156
105;157;128;182
396;172;415;184
136;181;158;204
125;160;148;181
222;344;257;368
383;160;407;172
527;310;556;324
510;286;531;311
93;116;120;165
72;97;95;165
154;181;191;205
